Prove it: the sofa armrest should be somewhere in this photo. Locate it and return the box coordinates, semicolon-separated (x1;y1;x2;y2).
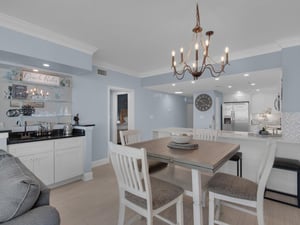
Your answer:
2;206;60;225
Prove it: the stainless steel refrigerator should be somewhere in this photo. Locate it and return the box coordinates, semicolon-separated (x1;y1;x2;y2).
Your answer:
222;102;249;132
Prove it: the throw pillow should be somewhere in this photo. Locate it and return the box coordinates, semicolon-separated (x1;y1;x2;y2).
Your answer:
0;156;40;222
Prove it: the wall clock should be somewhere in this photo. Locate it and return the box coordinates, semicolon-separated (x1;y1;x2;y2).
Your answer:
195;94;212;111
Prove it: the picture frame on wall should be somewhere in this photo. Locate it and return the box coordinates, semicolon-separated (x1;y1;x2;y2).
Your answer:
12;84;27;99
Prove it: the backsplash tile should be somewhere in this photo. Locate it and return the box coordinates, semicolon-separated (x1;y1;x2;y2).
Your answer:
282;112;300;142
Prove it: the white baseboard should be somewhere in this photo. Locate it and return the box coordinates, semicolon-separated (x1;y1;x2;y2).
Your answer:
92;158;109;168
82;172;94;181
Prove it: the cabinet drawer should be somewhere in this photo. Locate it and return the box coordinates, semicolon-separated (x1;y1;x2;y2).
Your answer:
8;140;54;157
55;137;83;151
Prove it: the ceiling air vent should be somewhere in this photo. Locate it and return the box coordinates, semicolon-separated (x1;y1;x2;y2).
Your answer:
97;69;107;76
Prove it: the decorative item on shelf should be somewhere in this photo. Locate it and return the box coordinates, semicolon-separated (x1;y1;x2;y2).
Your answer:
6;109;20;117
27;87;50;100
5;105;35;117
73;113;79;125
4;86;12;99
21;104;35;116
60;78;71;87
6;70;22;81
171;2;229;80
21;71;60;86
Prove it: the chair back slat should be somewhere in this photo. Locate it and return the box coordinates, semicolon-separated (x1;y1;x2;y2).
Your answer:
193;129;218;141
120;130;141;145
257;142;276;201
109;142;151;200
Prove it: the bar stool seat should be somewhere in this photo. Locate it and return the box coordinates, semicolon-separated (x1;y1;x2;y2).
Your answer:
229;152;242;177
265;157;300;208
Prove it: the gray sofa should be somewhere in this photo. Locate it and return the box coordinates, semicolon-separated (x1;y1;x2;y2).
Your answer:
0;149;60;225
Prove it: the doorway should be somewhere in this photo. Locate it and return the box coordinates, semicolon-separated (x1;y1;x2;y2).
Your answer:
108;87;135;144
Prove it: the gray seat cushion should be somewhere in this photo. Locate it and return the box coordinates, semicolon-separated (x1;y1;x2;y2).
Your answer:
148;160;168;174
125;177;183;210
137;159;168;174
208;172;257;201
0;155;40;222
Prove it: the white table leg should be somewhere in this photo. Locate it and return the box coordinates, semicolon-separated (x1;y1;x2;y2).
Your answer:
192;169;203;225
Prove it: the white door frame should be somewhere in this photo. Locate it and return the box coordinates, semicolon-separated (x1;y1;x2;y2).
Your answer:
108;86;135;144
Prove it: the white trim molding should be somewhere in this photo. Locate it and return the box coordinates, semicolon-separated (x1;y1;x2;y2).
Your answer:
92;158;109;168
0;13;98;55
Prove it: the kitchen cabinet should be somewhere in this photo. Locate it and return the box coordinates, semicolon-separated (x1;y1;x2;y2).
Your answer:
8;140;54;185
8;136;84;186
54;137;84;183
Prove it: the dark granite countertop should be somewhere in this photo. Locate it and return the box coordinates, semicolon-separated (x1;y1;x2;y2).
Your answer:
73;124;95;127
7;128;85;145
0;129;11;133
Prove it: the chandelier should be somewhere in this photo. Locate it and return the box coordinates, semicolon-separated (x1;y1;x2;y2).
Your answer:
171;3;229;80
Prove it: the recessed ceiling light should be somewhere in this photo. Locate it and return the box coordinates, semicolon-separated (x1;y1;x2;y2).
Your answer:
215;77;220;81
244;73;249;77
191;81;195;84
33;69;39;72
228;85;232;88
250;82;256;86
172;83;176;87
43;63;50;67
174;91;183;94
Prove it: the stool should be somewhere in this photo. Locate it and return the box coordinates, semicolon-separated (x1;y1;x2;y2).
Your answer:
229;152;242;177
265;157;300;208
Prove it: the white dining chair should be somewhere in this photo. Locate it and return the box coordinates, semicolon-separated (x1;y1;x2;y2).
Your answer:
109;142;184;225
193;128;218;141
119;129;168;173
194;128;243;177
207;142;276;225
119;130;141;146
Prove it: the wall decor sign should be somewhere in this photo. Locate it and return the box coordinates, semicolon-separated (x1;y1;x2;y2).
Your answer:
21;71;60;86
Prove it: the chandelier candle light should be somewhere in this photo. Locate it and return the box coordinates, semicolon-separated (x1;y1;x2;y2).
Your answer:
171;3;229;80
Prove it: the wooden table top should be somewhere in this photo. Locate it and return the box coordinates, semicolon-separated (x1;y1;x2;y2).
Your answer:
129;137;240;173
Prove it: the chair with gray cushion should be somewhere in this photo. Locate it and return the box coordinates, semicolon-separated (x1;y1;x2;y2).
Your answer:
119;130;168;173
109;142;184;225
207;142;276;225
0;149;60;225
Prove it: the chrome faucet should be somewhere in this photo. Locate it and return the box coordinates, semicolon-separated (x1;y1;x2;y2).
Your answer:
23;121;28;136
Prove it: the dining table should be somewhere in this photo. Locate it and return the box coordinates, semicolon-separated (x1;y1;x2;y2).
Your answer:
129;137;240;225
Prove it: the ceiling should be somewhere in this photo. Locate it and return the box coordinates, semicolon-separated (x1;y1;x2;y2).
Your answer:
0;0;299;78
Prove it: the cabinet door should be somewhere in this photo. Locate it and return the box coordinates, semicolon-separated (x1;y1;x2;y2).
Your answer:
33;151;54;185
55;138;83;183
8;141;54;185
17;155;34;173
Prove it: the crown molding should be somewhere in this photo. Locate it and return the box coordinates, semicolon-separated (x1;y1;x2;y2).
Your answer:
276;37;300;49
0;13;98;55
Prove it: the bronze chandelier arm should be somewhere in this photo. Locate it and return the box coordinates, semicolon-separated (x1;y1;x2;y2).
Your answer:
204;63;226;77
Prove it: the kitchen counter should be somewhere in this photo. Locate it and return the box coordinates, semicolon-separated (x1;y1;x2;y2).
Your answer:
7;128;85;145
218;130;282;141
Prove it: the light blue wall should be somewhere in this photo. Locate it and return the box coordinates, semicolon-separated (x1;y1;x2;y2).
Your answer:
0;27;93;74
135;89;187;139
72;68;187;160
281;46;300;112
